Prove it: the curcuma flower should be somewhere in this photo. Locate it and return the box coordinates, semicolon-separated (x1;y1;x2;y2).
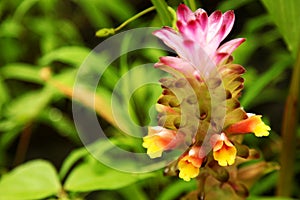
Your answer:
142;4;271;184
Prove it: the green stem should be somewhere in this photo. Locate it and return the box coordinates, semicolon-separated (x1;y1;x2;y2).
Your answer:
114;6;155;32
96;6;155;37
277;45;300;196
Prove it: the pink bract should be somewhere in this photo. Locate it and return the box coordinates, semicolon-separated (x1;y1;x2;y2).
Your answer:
153;4;245;78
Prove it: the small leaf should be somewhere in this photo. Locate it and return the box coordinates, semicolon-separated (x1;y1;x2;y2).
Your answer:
0;63;42;83
38;46;90;67
0;160;61;200
4;87;54;126
64;160;154;192
59;147;88;180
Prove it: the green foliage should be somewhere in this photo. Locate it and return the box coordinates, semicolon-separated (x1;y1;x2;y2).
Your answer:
0;160;61;200
261;0;300;58
0;0;299;199
64;159;153;192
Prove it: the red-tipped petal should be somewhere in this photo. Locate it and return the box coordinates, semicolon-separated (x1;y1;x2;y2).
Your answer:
155;56;196;77
221;10;235;41
217;38;245;55
153;27;188;59
177;4;194;23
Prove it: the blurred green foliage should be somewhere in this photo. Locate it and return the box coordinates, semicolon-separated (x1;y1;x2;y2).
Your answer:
0;0;299;199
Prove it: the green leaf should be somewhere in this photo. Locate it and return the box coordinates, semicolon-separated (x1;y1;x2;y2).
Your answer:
4;87;54;126
241;54;291;108
38;107;81;145
59;147;88;180
12;0;39;21
64;159;154;192
261;0;300;58
218;0;254;11
157;180;196;200
0;63;42;83
59;138;118;180
0;76;9;112
151;0;173;26
38;46;90;67
0;160;61;200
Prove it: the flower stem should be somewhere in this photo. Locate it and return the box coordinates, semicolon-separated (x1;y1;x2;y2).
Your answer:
96;6;155;37
277;45;300;196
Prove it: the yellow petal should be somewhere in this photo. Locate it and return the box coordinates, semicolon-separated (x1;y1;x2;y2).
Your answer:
253;121;271;137
178;156;200;181
212;134;237;166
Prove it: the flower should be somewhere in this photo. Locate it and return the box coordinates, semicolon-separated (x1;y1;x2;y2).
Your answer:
211;133;237;166
153;4;245;78
143;4;271;184
178;146;204;181
226;114;271;137
142;126;183;158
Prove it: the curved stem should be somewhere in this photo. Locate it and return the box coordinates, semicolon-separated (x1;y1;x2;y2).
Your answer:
114;6;155;32
277;45;300;196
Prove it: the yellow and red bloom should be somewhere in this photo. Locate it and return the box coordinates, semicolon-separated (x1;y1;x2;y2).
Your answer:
226;114;271;137
178;146;204;181
211;133;237;166
142;126;184;158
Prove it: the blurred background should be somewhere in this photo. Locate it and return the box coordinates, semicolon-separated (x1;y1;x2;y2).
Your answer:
0;0;299;199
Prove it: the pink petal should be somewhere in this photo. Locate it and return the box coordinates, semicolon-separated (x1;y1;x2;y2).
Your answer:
214;52;229;64
155;56;196;77
220;10;235;41
177;4;194;23
178;20;200;41
217;38;245;55
207;11;223;42
153;27;188;59
198;12;208;31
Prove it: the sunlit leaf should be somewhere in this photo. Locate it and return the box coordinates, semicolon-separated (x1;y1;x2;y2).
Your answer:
0;63;42;83
0;160;61;200
38;46;90;67
4;87;54;125
64;159;154;192
12;0;39;21
59;147;88;180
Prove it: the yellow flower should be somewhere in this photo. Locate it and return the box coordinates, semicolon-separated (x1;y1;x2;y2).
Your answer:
143;126;179;158
211;133;237;166
178;146;204;181
226;114;271;137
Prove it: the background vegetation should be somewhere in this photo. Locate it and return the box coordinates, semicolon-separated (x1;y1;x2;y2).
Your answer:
0;0;299;199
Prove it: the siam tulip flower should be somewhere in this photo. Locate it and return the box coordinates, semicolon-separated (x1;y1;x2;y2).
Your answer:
143;4;271;184
178;146;205;181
